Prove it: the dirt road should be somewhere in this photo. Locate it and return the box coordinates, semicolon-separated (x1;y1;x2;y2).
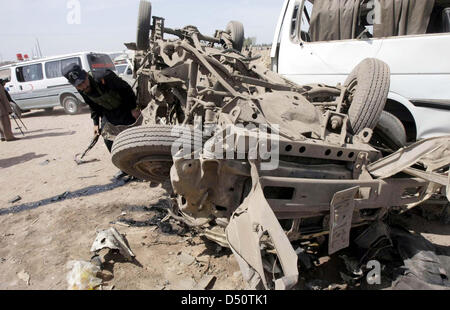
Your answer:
0;107;448;290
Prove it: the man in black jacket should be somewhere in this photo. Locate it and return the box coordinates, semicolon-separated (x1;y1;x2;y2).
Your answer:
62;63;140;152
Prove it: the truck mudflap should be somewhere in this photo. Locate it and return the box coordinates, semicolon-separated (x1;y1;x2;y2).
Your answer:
226;160;299;290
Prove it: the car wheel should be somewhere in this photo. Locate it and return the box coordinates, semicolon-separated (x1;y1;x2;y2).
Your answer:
62;95;80;115
136;0;152;50
345;58;390;134
226;21;245;52
372;111;407;151
111;125;203;183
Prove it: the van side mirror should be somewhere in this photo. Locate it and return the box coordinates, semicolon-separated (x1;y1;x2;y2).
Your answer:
127;68;133;75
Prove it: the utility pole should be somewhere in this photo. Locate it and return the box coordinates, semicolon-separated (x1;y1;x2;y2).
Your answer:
35;38;43;58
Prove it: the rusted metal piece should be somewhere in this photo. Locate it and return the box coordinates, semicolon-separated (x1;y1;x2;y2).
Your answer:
90;227;135;261
328;187;359;255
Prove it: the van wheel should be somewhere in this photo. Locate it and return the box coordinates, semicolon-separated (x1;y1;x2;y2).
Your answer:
111;125;203;183
226;21;245;52
372;111;407;151
62;95;80;115
345;58;390;134
136;0;152;50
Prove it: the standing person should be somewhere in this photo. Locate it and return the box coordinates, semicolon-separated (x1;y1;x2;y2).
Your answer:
0;79;14;103
0;80;18;142
62;64;140;177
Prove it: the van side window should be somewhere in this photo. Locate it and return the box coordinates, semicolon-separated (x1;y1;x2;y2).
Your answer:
45;57;81;79
61;57;81;72
87;53;116;78
290;3;300;39
302;0;447;42
16;64;43;82
300;1;313;42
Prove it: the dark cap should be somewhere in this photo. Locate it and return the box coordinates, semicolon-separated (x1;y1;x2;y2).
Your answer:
62;63;87;87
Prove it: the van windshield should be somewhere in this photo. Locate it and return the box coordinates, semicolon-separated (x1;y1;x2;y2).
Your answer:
115;65;127;74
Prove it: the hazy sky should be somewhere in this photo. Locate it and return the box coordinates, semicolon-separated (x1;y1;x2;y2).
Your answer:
0;0;284;62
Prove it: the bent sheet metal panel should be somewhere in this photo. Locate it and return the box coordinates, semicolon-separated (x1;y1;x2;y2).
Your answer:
328;186;359;255
226;161;299;290
368;136;450;178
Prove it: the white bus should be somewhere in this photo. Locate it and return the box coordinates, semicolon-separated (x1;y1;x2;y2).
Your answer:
0;52;116;115
271;0;450;142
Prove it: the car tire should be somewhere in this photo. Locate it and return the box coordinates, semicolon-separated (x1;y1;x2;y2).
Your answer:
137;74;151;109
345;58;390;134
62;95;80;115
136;0;152;51
372;111;407;151
111;125;203;183
226;21;245;52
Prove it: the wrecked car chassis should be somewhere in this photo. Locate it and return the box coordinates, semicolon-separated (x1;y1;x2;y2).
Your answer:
112;2;450;290
170;132;449;289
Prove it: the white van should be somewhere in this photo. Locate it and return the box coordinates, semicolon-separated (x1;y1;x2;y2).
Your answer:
0;52;116;115
271;0;450;141
113;55;135;87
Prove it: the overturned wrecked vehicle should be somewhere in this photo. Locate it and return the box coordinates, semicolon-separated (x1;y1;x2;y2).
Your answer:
111;1;450;290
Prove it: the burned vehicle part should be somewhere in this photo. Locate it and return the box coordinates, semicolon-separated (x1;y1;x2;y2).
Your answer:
90;227;135;262
112;1;450;290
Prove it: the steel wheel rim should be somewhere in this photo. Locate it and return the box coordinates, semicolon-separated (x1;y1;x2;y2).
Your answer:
134;156;173;182
65;98;77;114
